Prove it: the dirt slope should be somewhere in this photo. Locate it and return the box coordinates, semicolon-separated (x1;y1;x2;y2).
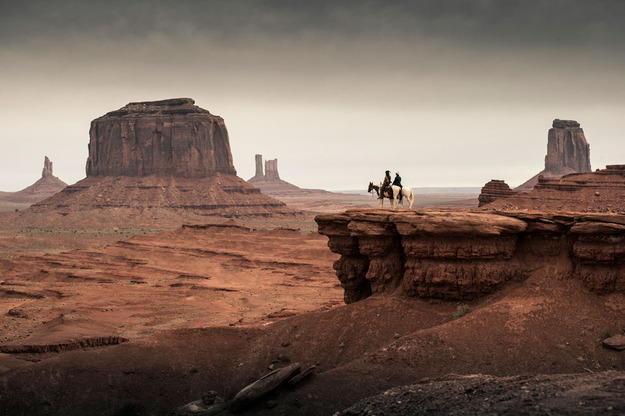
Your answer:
1;261;624;415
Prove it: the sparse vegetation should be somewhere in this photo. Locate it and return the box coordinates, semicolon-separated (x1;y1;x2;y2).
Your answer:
452;304;471;320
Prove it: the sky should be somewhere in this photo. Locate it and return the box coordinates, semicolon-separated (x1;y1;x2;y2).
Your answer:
1;0;624;191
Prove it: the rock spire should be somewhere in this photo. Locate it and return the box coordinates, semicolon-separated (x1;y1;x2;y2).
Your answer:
42;156;53;178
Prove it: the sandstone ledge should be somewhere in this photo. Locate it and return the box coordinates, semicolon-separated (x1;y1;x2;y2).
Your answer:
316;209;625;303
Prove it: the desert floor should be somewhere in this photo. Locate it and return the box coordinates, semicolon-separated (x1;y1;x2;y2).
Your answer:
1;193;624;416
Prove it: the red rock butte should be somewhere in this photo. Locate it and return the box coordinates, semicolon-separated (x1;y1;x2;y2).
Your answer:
30;99;294;219
515;118;591;191
86;98;236;177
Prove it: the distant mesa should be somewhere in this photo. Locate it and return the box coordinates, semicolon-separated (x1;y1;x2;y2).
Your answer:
30;99;294;219
0;156;67;205
515;118;591;191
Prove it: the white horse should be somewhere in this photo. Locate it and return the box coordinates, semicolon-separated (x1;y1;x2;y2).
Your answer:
368;182;414;209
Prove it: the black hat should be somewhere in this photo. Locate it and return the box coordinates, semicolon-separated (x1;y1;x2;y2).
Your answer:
385;170;390;174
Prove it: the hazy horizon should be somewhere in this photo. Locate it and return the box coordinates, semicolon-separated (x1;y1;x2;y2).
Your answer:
1;1;624;192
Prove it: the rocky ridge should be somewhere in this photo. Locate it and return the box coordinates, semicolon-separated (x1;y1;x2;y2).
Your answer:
316;209;625;303
481;164;625;213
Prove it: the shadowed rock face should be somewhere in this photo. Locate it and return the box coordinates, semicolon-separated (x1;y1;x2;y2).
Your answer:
316;209;625;302
545;119;591;174
86;98;236;177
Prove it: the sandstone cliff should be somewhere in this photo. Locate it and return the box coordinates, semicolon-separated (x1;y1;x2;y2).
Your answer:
86;98;236;177
316;209;625;303
515;119;591;191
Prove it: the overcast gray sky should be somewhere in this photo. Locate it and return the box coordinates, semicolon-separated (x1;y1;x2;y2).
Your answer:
1;0;624;191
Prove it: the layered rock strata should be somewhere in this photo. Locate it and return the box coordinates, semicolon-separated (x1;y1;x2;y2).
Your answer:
29;100;294;218
316;209;625;303
477;180;513;207
86;98;236;177
481;165;625;213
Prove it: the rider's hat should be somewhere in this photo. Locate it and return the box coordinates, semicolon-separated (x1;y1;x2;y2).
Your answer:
385;170;390;174
396;171;400;175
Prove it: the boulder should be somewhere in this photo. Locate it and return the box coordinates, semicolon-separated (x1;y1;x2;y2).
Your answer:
169;391;225;416
602;334;625;351
229;363;301;412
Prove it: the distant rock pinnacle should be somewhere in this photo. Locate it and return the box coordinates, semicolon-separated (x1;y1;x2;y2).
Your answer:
42;156;53;178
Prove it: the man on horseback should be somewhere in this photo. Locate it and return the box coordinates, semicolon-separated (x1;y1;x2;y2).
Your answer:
392;171;403;202
380;170;392;200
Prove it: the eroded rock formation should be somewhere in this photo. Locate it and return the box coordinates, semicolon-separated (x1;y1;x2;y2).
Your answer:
86;98;236;177
515;119;591;191
480;164;625;213
316;209;625;303
477;180;513;207
248;155;303;195
0;156;67;204
265;158;280;180
545;119;591;174
29;100;295;218
42;156;53;178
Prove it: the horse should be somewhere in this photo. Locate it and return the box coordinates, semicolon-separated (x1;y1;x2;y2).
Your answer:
368;181;414;209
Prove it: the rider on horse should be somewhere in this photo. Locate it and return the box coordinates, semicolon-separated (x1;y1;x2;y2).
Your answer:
392;171;403;201
380;170;392;200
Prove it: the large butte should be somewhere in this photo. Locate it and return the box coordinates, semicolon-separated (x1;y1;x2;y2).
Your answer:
30;98;294;219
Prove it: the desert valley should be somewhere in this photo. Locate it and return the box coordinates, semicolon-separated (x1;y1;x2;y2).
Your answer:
0;98;623;416
2;2;625;415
